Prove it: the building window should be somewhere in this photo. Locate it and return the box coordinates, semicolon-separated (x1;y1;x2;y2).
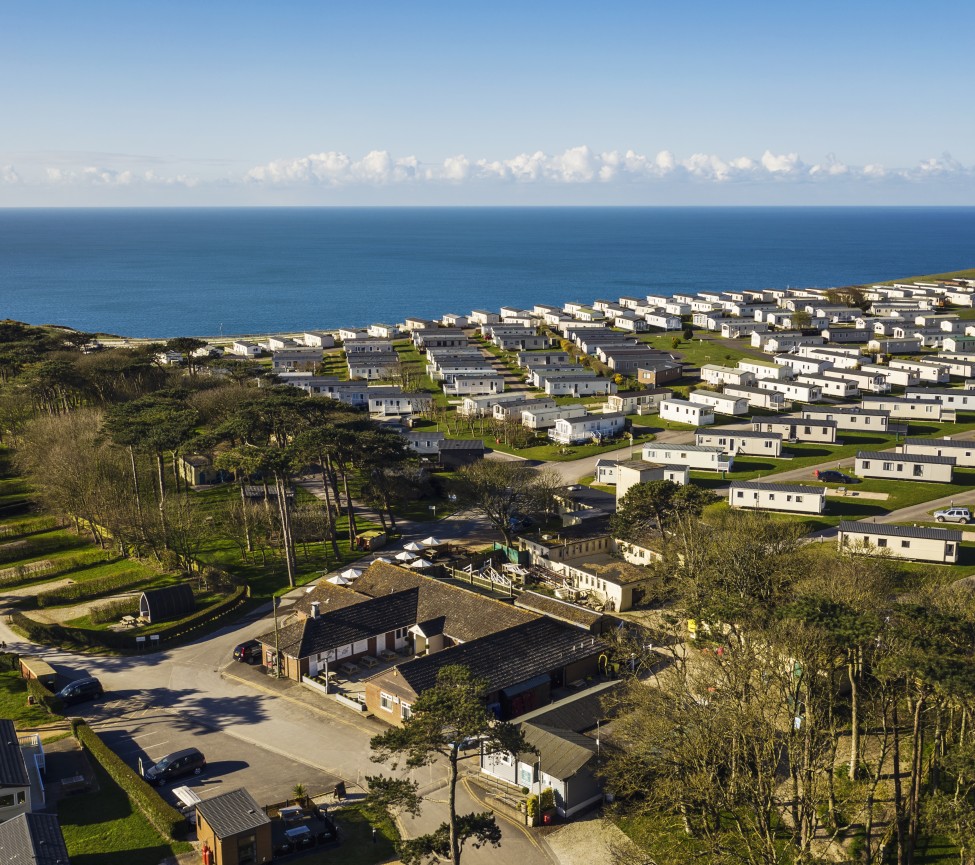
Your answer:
519;765;534;787
947;544;955;555
380;692;394;712
0;793;15;808
883;462;894;471
401;703;412;721
877;538;888;548
901;540;910;548
862;461;871;469
796;496;803;503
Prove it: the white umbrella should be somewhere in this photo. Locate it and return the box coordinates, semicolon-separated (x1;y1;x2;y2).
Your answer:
371;556;393;564
340;568;363;581
409;558;434;569
402;541;424;552
420;537;442;547
327;575;351;585
395;550;416;562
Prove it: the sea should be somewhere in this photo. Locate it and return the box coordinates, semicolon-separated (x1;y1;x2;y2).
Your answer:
1;207;973;338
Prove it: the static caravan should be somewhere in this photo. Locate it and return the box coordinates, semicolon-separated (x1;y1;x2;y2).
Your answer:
821;328;871;344
774;355;832;376
900;437;975;467
641;442;732;472
802;348;862;370
695;428;783;457
797;373;858;399
756;379;823;403
752;417;838;444
859;364;920;389
838;521;961;564
868;338;922;354
738;359;791;381
688;390;749;416
888;359;951;384
943;336;975;354
935;354;975;378
522;403;588;430
800;406;890;432
729;481;825;514
854;450;954;483
861;396;947;422
723;384;789;411
606;389;672;415
824;369;889;393
659;399;716;426
700;364;757;387
548;412;626;445
903;387;975;411
616;460;689;499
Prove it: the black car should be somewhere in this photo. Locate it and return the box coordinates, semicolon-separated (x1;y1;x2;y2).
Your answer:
144;748;206;785
814;470;856;484
57;677;104;706
233;640;261;664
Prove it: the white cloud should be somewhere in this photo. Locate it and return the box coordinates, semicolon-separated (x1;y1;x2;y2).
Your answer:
244;145;971;189
1;165;19;184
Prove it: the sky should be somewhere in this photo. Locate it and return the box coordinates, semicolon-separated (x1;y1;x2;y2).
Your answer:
1;0;974;206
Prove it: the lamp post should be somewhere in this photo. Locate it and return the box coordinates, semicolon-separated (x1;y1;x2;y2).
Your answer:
429;504;437;519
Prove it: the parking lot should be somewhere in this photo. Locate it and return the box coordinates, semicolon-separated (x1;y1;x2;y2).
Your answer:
83;692;343;809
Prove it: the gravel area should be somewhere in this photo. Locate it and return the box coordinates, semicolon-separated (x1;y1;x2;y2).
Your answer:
544;814;642;865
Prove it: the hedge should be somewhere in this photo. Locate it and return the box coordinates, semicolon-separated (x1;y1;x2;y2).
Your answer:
0;532;87;565
25;676;63;716
34;567;158;607
71;719;188;841
0;515;61;540
8;585;249;652
0;548;117;589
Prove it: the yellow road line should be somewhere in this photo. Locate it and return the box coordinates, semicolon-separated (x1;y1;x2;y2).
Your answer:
461;775;554;862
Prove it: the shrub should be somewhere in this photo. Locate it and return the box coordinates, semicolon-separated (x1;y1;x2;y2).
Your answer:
34;568;156;607
0;548;117;589
526;793;539;826
90;597;140;625
0;532;86;565
71;719;188;841
26;676;63;715
539;787;555;812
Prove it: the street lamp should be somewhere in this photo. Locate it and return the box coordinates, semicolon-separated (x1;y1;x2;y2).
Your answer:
429;505;437;519
272;596;282;679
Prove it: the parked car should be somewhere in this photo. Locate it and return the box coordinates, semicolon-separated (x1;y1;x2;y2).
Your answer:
933;507;972;524
233;640;262;664
57;677;104;706
144;748;206;785
814;470;857;484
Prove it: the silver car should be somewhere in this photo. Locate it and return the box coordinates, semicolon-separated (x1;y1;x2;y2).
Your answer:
933;507;971;524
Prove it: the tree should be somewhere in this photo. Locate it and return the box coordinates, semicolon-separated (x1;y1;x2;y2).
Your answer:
791;309;812;330
369;665;533;865
456;459;560;547
166;336;207;374
610;480;716;551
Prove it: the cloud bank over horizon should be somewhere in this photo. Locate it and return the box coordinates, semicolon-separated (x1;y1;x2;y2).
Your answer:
2;145;973;205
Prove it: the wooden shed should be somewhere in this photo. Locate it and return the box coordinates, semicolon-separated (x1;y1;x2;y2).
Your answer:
139;584;195;624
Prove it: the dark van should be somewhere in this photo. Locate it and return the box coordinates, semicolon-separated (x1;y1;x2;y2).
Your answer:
144;748;206;785
233;640;261;664
57;677;104;706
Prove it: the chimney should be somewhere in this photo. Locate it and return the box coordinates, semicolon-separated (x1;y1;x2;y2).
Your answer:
310;601;320;619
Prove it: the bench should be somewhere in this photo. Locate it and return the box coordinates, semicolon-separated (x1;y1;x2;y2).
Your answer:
60;774;88;795
359;655;379;669
378;649;398;662
339;661;360;675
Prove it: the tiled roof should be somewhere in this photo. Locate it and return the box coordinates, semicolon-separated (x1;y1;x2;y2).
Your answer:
377;617;604;696
0;813;70;865
290;582;371;618
514;591;605;628
901;437;974;449
517;723;596;779
196;788;270;839
352;563;537;643
0;719;28;788
517;680;621;733
439;439;485;451
261;589;419;658
838;520;962;542
695;428;782;440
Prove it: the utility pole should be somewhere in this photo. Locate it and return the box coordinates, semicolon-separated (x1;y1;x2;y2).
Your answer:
272;595;282;679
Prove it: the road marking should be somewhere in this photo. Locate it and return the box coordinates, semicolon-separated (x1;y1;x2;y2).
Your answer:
461;775;556;863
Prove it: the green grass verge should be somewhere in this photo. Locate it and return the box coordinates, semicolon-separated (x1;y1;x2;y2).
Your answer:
0;666;53;728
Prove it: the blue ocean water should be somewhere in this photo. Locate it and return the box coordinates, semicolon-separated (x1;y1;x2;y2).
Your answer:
1;207;973;338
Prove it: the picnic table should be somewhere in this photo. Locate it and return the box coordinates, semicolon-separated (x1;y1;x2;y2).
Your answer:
378;649;398;662
339;661;360;675
359;655;379;669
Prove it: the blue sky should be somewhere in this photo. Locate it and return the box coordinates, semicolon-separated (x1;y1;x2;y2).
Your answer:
2;0;973;205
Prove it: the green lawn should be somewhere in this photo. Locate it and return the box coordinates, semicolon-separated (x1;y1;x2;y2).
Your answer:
302;801;399;865
58;761;192;865
0;667;53;729
879;267;975;285
637;331;766;368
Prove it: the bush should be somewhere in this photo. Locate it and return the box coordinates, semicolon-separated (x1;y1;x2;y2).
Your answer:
71;719;188;841
0;548;117;589
26;676;63;715
90;597;140;625
0;532;86;565
539;787;555;812
0;515;61;540
526;793;539;826
34;568;156;608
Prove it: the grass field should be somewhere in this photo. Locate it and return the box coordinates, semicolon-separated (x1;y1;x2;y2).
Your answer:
0;667;54;728
58;761;192;865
